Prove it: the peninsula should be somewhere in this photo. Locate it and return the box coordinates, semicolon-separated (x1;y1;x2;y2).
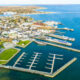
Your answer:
0;6;55;15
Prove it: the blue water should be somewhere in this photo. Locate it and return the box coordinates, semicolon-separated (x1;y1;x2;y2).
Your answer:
0;5;80;80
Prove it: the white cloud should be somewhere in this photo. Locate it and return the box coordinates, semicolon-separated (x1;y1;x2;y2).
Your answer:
0;0;80;5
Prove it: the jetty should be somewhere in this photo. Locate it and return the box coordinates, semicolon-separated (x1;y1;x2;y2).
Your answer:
46;34;75;41
0;57;77;78
46;42;80;53
56;28;74;31
36;37;72;46
33;40;80;53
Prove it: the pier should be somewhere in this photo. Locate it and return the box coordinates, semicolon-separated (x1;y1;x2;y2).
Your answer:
46;42;80;53
29;52;40;70
56;28;74;31
46;54;63;74
50;58;77;78
13;52;26;67
46;34;75;41
0;57;77;78
33;40;80;53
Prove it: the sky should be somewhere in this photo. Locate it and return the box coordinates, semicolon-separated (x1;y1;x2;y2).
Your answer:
0;0;80;5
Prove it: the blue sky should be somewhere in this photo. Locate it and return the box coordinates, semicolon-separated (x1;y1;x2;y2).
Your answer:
0;0;80;5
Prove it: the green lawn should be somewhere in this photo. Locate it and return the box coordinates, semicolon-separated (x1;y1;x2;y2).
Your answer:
17;40;30;46
0;48;18;64
0;61;7;64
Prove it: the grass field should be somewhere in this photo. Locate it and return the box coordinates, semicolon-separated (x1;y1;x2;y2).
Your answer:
17;40;31;47
0;48;18;64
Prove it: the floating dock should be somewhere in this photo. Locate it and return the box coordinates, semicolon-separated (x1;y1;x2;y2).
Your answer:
46;34;75;41
0;57;77;78
49;58;77;78
46;54;63;74
13;52;26;67
29;52;40;70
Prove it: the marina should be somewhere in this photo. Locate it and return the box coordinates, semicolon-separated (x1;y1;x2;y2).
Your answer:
0;57;77;78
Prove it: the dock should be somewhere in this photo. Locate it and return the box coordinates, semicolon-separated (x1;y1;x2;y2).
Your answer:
0;57;77;78
29;52;40;70
13;52;26;67
46;54;63;74
46;34;75;41
49;58;77;78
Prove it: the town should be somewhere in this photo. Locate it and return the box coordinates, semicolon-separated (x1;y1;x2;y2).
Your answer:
0;14;61;49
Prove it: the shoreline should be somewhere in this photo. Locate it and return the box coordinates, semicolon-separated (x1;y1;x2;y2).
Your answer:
20;12;56;15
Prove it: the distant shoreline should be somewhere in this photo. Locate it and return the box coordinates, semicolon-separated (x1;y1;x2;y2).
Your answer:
0;6;56;15
20;12;56;15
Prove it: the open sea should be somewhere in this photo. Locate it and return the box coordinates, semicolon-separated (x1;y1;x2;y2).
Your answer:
0;5;80;80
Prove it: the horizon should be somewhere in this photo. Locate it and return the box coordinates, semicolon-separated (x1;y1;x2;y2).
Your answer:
0;4;80;6
0;0;80;5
